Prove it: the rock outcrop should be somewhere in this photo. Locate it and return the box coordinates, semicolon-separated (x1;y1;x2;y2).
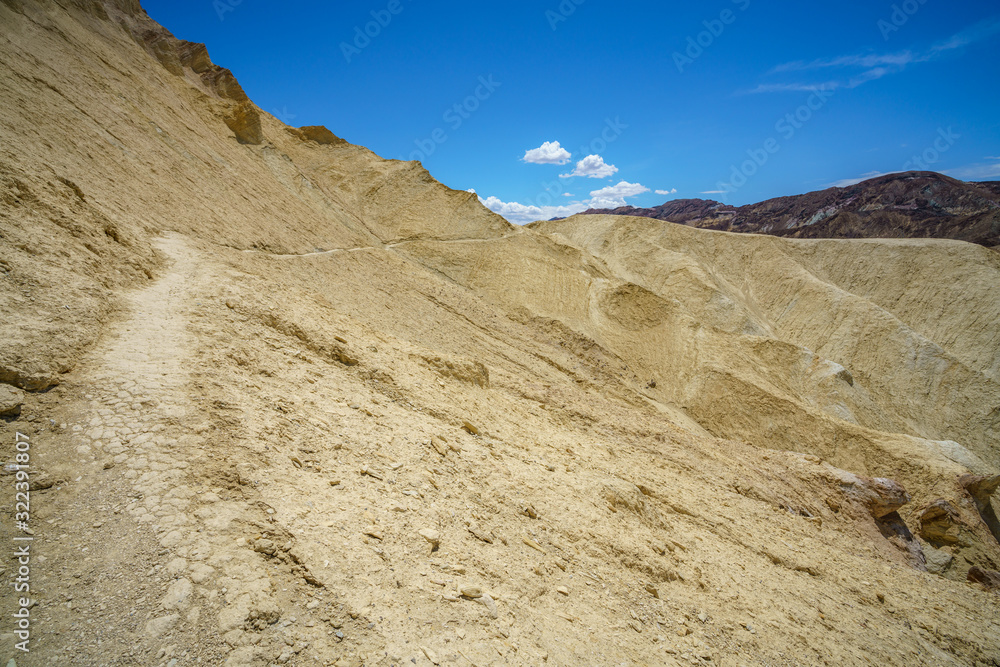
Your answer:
0;383;24;418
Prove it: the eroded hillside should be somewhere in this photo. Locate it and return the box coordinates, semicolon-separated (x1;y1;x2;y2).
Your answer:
583;171;1000;248
1;1;999;666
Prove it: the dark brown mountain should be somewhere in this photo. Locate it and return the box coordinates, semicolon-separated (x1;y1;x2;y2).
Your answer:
584;172;1000;248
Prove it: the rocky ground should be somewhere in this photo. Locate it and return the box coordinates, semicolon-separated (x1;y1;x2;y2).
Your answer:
1;1;1000;665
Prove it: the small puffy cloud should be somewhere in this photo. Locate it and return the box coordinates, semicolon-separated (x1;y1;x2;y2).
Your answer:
560;154;618;179
587;181;650;208
655;188;677;196
478;195;587;225
466;188;477;194
563;193;574;197
522;141;571;165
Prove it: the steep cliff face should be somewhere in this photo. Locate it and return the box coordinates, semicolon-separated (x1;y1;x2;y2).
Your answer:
2;1;1000;666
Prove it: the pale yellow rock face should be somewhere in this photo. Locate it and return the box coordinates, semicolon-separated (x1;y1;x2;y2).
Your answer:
1;1;999;666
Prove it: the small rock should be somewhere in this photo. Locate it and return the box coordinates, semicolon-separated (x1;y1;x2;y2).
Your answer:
960;474;1000;511
430;436;449;456
460;585;483;599
923;543;954;575
145;613;180;638
161;578;193;610
968;566;1000;592
364;529;383;541
0;364;58;392
0;384;25;418
556;586;569;596
253;538;276;555
917;499;962;544
645;584;659;598
478;593;498;618
697;612;708;623
102;460;115;470
857;476;911;518
461;421;480;436
522;537;546;554
421;646;440;665
418;528;441;550
360;466;383;481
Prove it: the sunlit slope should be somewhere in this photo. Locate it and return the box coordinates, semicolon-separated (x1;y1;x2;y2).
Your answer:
397;217;1000;517
2;1;1000;664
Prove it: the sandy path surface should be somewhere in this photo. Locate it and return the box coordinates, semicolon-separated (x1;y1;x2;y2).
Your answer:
14;235;299;666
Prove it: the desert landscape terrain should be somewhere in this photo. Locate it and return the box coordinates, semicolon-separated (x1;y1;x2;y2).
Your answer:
1;1;999;666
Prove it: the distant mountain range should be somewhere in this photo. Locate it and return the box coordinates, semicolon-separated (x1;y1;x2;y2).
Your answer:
582;172;1000;248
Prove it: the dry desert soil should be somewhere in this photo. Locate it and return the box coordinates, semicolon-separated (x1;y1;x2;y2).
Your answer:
1;1;999;666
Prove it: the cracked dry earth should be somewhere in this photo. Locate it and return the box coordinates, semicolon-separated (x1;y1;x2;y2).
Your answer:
8;239;1000;667
16;234;366;666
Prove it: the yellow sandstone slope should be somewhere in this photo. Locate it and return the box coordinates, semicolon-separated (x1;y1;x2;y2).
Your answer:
0;1;998;666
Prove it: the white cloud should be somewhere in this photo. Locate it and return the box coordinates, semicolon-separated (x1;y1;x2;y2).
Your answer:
825;171;896;188
931;18;1000;53
587;181;650;208
563;192;574;197
478;195;587;225
655;188;678;196
700;190;729;195
522;141;571;165
478;181;650;223
466;188;476;194
771;52;916;73
944;160;1000;181
560;154;618;179
747;68;888;93
754;18;1000;94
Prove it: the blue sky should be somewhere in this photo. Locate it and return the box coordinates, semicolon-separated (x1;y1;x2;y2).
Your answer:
143;0;1000;224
